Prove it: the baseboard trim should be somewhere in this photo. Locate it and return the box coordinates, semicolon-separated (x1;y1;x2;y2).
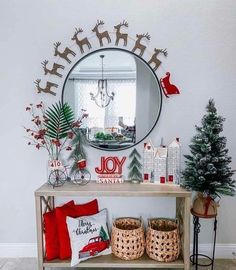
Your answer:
0;243;37;257
190;244;236;259
0;243;235;258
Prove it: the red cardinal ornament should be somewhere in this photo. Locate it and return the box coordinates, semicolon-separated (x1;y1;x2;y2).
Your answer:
160;72;180;98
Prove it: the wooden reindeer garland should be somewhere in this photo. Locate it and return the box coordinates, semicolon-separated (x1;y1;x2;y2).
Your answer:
114;20;128;46
132;33;151;56
92;20;111;47
35;43;75;96
71;27;92;53
54;42;76;63
34;79;58;96
148;48;168;71
36;19;176;98
41;60;65;78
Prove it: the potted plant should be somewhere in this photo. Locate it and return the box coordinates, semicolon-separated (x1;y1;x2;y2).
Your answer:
24;101;75;186
25;101;75;159
182;99;235;217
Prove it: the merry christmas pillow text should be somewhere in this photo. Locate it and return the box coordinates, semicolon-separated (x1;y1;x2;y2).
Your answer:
66;209;111;266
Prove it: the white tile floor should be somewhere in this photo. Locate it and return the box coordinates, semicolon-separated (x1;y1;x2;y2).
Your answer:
0;258;236;270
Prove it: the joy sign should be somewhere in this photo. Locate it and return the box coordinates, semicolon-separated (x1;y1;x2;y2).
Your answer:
95;156;126;184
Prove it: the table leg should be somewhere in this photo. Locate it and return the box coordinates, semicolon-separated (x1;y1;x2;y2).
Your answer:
176;197;191;270
35;196;45;270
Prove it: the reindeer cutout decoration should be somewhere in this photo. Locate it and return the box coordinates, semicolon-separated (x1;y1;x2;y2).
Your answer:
33;20;171;97
92;20;111;47
160;72;180;98
34;79;58;96
54;42;76;64
71;27;92;53
148;48;168;71
114;20;128;46
132;33;151;56
41;60;65;78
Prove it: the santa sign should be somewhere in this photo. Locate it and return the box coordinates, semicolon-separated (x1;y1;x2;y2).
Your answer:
95;156;126;184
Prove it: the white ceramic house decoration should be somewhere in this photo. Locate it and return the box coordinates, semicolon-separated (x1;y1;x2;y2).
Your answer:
153;146;168;183
167;138;181;184
143;140;155;182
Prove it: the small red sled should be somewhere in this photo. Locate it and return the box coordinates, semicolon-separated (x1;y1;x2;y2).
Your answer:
160;72;180;98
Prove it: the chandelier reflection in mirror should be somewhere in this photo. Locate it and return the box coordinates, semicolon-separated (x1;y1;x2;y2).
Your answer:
90;55;115;108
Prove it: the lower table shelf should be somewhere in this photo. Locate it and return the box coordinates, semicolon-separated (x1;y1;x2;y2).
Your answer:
44;254;184;268
36;182;191;269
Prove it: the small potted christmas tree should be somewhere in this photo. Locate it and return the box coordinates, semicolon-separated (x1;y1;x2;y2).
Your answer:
182;99;235;217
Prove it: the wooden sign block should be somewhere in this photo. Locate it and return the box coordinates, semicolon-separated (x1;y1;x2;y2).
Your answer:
95;156;126;184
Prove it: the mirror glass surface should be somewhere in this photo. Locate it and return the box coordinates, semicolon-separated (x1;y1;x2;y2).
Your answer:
62;48;162;150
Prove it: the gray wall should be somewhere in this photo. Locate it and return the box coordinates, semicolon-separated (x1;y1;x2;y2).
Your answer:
0;0;236;249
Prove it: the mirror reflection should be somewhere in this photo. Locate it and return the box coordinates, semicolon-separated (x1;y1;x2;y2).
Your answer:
63;49;161;150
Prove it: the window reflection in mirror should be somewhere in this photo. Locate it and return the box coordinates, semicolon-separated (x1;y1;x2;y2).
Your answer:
62;49;162;150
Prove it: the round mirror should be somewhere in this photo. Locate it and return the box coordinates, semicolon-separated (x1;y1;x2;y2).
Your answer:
62;48;162;151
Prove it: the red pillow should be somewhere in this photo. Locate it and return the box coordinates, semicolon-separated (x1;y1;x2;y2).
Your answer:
56;199;99;259
43;200;75;261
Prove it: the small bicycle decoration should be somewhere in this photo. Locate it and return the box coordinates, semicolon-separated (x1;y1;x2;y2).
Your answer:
48;159;91;188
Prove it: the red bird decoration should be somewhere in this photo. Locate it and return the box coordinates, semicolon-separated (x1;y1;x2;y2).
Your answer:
160;72;180;98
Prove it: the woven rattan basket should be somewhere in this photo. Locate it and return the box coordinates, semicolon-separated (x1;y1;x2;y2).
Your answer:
111;217;145;260
146;218;180;262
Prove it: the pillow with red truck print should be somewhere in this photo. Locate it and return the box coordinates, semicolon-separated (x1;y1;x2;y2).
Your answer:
66;209;111;266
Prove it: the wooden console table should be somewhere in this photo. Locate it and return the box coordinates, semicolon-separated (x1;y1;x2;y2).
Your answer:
35;182;191;270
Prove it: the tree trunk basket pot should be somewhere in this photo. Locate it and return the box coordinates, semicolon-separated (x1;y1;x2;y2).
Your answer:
146;218;180;262
111;217;145;260
192;192;218;218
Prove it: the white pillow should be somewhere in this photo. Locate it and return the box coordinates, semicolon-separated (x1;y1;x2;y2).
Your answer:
66;209;111;266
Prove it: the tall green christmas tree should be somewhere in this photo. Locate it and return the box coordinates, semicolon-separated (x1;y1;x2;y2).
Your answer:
182;99;235;198
128;148;142;181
